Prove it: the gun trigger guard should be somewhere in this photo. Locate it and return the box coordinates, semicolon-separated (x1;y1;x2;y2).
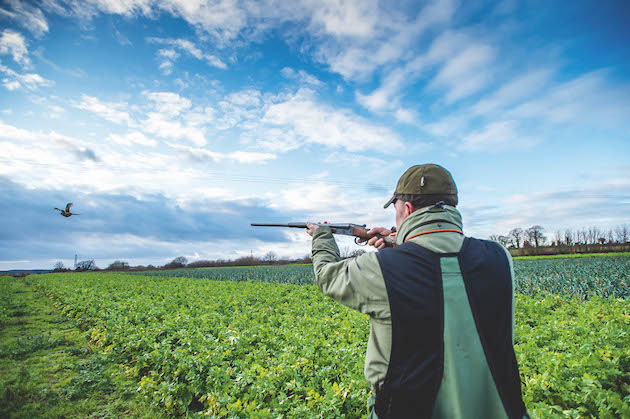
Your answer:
355;237;367;246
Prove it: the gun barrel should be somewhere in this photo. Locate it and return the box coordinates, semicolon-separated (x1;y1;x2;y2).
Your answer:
251;223;307;228
252;222;361;229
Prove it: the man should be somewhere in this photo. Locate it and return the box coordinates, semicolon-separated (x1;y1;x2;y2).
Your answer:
306;164;528;419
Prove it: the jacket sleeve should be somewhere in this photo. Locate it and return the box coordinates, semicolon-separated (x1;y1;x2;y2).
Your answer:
311;226;390;319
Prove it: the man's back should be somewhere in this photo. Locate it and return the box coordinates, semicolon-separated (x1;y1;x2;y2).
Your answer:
375;238;525;418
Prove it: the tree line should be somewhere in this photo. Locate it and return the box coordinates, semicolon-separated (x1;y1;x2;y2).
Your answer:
489;224;629;249
53;247;370;272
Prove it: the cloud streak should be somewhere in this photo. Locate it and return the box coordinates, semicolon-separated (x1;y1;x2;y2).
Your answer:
0;0;49;38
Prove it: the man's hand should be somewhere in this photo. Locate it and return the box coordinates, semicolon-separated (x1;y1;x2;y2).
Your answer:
306;222;336;237
359;227;394;250
306;222;320;236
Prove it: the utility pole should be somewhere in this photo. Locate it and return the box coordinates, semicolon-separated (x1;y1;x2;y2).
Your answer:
74;254;77;269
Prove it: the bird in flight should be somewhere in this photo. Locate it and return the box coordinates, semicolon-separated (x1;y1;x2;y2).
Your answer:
54;203;81;217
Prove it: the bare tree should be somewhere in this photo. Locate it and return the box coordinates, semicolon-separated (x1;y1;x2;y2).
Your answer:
526;225;546;248
509;228;524;248
489;234;500;243
606;229;615;244
498;235;511;247
262;251;278;264
587;226;602;245
553;230;562;246
576;228;587;244
53;261;66;271
615;224;629;243
564;229;574;246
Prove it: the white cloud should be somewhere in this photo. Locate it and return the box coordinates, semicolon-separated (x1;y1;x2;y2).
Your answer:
228;89;261;107
428;42;495;103
471;68;554;115
355;30;482;113
227;150;277;163
0;0;49;37
317;0;455;81
0;29;30;66
147;37;227;70
0;120;40;140
279;183;343;213
49;104;65;118
83;0;153;16
508;70;630;124
0;64;53;90
0;122;101;165
114;29;132;46
47;0;453;81
144;91;192;117
142;112;207;146
3;79;21;90
261;88;403;152
166;142;276;164
136;91;213;146
74;94;132;124
158;48;179;60
281;67;323;86
394;108;417;124
459;120;537;152
108;131;158;147
307;0;379;38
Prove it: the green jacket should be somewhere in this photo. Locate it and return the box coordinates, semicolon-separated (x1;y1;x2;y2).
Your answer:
311;205;516;418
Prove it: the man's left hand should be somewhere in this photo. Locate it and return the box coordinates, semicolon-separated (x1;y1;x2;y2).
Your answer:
306;222;320;236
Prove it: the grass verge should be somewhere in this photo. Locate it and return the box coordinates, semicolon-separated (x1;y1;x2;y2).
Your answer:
0;278;169;419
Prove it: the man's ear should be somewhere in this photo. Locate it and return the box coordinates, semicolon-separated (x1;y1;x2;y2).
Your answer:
404;201;415;216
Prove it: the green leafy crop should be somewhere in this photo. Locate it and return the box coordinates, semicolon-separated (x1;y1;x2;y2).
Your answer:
29;268;630;418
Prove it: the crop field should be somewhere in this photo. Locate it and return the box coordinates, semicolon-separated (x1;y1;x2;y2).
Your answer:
1;255;629;418
132;256;630;299
129;264;315;285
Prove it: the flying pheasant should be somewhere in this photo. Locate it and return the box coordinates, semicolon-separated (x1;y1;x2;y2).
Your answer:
54;203;81;217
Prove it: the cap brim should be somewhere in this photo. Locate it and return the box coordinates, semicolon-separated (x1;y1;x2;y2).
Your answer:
383;195;396;208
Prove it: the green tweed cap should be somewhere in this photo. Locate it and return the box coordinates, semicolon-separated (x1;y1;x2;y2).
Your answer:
384;164;458;208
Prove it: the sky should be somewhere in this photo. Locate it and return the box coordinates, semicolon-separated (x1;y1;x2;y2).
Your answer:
0;0;629;270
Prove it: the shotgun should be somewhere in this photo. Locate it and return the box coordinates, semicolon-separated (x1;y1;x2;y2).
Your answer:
251;222;396;246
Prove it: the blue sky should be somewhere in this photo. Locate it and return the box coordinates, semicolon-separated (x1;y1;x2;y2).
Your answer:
0;0;629;270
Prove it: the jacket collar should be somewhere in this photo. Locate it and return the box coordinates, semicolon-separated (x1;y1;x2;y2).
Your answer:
396;204;463;245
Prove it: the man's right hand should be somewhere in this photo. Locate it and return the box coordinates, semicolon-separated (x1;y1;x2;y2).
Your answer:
361;227;395;250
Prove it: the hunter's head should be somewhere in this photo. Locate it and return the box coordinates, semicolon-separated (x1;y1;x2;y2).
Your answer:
384;164;458;229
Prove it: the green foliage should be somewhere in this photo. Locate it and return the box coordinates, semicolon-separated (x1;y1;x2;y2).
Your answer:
514;256;629;299
34;273;370;416
513;252;630;260
129;256;630;299
30;271;630;417
129;264;316;285
515;294;630;418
